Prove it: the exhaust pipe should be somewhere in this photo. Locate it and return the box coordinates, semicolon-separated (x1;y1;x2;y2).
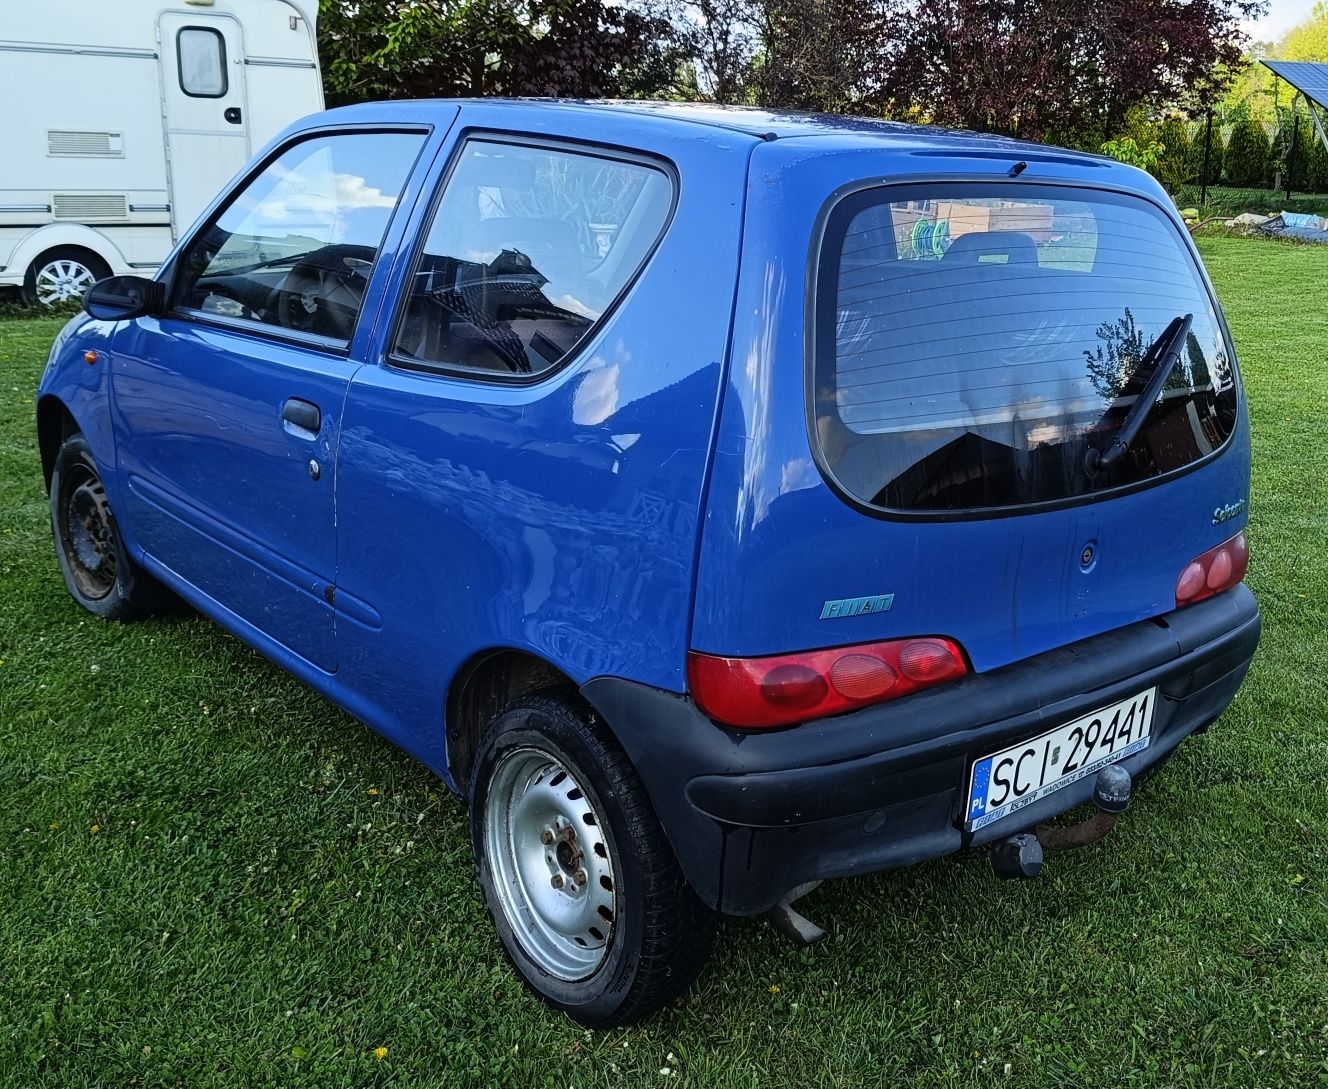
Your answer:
991;765;1134;879
767;881;828;945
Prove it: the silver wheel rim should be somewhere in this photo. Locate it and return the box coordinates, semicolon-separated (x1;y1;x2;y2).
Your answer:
35;259;97;306
484;747;618;981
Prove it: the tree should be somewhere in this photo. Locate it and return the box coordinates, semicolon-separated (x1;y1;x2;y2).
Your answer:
1225;114;1272;186
680;0;762;103
750;0;900;114
318;0;682;105
1281;0;1328;60
880;0;1267;141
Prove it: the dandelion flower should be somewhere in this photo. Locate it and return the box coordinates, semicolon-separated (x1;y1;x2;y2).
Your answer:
769;984;780;994
90;824;100;834
367;788;380;796
373;1046;389;1061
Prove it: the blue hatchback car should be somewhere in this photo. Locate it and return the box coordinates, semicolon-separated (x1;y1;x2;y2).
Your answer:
39;100;1260;1025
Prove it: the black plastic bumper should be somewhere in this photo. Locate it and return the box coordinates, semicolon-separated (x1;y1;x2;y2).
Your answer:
581;586;1261;916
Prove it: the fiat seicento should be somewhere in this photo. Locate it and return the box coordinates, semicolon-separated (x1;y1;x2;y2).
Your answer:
38;100;1260;1025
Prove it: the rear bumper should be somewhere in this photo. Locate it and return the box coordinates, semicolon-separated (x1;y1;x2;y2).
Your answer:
581;585;1261;915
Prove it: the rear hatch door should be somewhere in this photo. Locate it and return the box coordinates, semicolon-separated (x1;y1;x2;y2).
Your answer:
691;139;1250;672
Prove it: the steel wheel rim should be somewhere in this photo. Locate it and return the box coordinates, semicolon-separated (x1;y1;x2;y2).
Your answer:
59;467;118;600
484;747;618;981
35;259;97;306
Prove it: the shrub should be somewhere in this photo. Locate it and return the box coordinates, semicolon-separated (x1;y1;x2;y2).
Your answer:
1225;116;1272;187
1187;120;1224;186
1156;117;1193;189
1281;114;1315;192
1309;133;1328;193
1100;135;1164;171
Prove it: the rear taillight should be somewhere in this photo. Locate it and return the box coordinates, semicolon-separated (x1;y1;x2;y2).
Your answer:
687;637;968;729
1176;530;1249;608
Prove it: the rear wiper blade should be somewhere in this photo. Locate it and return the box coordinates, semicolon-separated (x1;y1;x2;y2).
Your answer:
1084;312;1193;474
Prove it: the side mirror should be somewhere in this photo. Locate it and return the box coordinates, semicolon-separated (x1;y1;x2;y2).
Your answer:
83;276;165;321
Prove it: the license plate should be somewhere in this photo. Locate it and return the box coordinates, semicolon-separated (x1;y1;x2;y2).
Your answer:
964;688;1155;832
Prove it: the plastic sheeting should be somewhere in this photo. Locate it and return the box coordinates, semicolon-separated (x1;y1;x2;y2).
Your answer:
1258;210;1328;244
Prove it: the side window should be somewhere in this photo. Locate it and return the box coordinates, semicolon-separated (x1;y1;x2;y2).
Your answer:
392;140;672;377
177;28;227;98
173;131;425;345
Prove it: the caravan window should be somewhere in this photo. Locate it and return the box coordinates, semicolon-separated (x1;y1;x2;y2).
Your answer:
177;27;227;98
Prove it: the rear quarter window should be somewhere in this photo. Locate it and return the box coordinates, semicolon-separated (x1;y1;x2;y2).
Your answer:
812;184;1239;515
392;139;673;379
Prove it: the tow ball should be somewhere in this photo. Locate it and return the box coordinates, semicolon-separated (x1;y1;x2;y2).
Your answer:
990;765;1134;880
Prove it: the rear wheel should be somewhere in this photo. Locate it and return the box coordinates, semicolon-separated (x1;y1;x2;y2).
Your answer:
23;248;111;307
50;433;177;620
469;692;715;1026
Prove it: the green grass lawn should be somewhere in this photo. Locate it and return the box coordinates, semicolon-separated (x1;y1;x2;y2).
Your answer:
2;235;1327;1087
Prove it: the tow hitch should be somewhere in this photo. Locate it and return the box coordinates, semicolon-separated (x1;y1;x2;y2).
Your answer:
990;765;1134;880
766;766;1137;943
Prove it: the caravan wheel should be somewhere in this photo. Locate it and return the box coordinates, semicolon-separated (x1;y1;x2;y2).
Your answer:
24;248;111;307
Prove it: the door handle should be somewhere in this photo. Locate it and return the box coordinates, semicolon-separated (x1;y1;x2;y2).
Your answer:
224;107;243;125
281;397;321;433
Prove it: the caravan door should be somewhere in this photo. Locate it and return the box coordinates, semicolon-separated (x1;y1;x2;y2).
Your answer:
158;12;250;237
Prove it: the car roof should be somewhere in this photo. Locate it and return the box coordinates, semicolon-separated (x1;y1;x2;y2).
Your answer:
309;98;1108;162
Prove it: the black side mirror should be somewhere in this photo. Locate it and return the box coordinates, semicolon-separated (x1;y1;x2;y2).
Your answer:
83;276;165;321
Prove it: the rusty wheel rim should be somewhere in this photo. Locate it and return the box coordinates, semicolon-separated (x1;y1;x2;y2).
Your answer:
60;467;118;601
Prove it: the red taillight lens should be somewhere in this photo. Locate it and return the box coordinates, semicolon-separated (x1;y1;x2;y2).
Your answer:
688;637;968;729
1176;530;1249;607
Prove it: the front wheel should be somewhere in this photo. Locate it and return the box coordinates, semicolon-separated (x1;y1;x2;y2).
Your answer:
50;433;177;620
469;692;715;1026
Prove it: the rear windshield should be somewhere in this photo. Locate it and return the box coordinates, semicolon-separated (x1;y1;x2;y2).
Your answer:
812;184;1239;514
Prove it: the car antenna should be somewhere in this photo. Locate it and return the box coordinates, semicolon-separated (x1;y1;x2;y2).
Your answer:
1009;160;1028;177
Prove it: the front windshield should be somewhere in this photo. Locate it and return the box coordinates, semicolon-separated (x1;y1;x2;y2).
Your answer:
812;184;1240;513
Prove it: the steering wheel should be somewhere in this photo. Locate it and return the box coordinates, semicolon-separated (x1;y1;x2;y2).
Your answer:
266;244;376;340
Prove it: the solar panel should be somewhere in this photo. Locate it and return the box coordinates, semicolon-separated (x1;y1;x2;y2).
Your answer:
1262;60;1328;112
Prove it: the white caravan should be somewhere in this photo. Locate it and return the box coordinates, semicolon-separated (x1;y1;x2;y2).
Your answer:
0;0;323;305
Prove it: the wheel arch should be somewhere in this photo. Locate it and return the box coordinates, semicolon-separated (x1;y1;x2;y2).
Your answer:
37;395;81;494
445;648;582;794
10;225;131;284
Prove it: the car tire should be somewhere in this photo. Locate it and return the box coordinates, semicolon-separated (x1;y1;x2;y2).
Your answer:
50;433;178;620
469;691;716;1027
23;247;111;308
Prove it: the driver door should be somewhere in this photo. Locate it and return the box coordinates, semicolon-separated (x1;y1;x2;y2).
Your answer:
109;129;427;672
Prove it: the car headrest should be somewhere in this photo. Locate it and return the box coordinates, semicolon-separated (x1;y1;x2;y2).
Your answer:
941;231;1039;266
472;216;580;258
